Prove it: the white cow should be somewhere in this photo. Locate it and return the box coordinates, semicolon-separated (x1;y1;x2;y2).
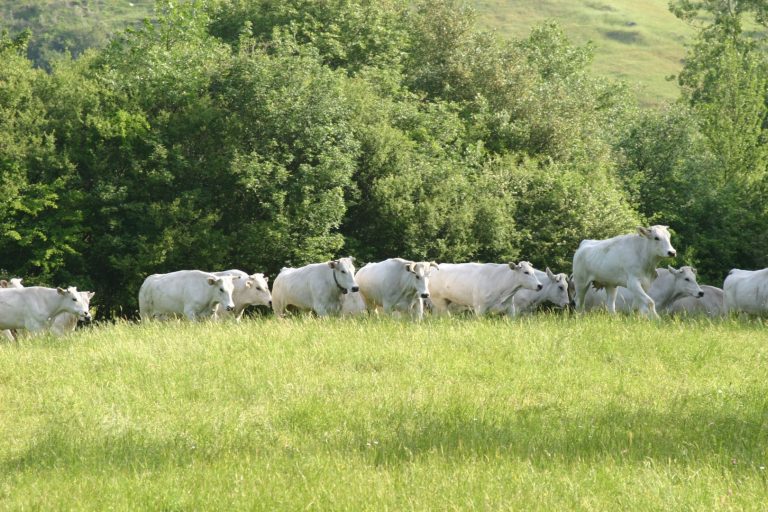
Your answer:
213;269;271;320
138;270;238;321
0;287;91;336
668;285;725;317
0;278;23;289
1;278;25;340
572;225;677;317
271;257;359;317
724;268;768;315
511;268;570;315
355;258;439;320
2;278;96;335
582;266;703;313
428;261;542;316
51;291;96;335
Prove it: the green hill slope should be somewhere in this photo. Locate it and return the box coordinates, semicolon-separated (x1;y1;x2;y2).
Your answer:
473;0;694;105
2;0;692;104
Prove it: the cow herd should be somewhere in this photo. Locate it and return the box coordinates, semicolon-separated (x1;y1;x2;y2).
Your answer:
1;224;767;339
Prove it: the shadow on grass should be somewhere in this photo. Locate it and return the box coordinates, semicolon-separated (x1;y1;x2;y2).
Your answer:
4;393;766;474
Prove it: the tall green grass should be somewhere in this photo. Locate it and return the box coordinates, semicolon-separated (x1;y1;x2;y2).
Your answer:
1;316;767;509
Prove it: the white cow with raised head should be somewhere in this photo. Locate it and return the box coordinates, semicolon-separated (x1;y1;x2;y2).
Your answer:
668;285;725;317
724;268;768;315
355;258;439;320
581;266;703;313
213;269;271;320
572;225;676;318
0;287;92;337
271;257;359;317
428;261;542;316
511;268;570;315
138;270;238;321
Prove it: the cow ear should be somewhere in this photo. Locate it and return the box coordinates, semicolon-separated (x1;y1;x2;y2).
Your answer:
87;292;95;299
328;260;337;269
692;267;698;275
508;262;520;270
546;267;555;280
207;278;217;286
637;226;651;238
430;261;439;270
405;262;415;273
668;265;680;274
57;287;66;295
245;280;253;289
263;275;269;283
0;280;7;288
349;256;356;262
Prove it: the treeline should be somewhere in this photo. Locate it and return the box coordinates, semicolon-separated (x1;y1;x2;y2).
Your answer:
1;0;767;317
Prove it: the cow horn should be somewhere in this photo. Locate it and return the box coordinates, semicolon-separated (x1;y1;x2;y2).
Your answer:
430;261;439;270
546;267;555;280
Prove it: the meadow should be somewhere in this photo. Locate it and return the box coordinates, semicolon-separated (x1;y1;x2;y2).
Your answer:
2;315;767;510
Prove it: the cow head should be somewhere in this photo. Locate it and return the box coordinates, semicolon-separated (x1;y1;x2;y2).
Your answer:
404;261;439;299
543;267;571;308
329;257;359;294
666;265;704;299
637;225;676;258
207;275;239;311
57;286;92;321
242;273;272;307
509;261;543;291
0;278;22;289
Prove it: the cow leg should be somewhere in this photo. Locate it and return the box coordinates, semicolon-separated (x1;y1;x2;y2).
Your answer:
411;299;424;321
626;277;658;318
574;279;590;312
605;286;618;314
2;330;15;342
428;297;451;315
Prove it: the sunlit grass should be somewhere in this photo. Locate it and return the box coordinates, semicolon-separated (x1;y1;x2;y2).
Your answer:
1;315;767;509
474;0;696;106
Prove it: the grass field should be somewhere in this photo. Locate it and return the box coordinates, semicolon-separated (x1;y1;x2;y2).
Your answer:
2;315;767;509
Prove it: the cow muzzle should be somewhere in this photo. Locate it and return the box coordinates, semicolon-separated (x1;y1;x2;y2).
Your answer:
536;284;543;291
269;300;273;308
226;305;235;311
697;291;705;298
81;312;92;322
667;250;676;257
420;293;430;299
351;286;359;293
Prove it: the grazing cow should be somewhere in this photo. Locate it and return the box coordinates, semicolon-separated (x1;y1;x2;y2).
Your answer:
724;268;768;315
428;261;542;316
138;270;238;321
511;268;571;315
355;258;439;320
0;287;92;336
582;266;703;313
572;225;676;318
213;270;272;320
271;257;359;317
667;285;725;317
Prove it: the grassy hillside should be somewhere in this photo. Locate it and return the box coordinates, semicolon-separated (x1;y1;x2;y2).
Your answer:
473;0;695;105
2;316;768;509
2;0;689;104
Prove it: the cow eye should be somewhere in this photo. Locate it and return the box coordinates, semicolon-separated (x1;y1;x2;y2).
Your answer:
524;271;530;275
685;278;690;282
220;288;224;292
559;286;565;291
654;236;660;241
341;270;347;274
415;275;421;280
72;298;77;302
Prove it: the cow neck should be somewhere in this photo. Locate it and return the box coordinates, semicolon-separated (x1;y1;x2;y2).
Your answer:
332;269;346;293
